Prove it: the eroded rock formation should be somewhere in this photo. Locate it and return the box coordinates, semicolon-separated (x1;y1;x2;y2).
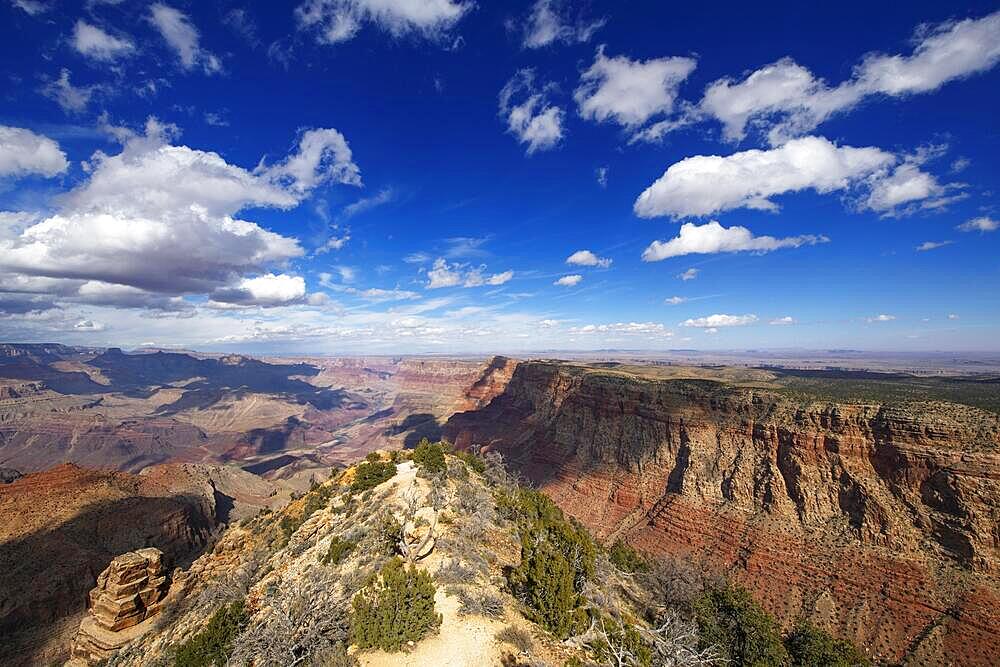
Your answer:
69;548;172;665
444;361;1000;665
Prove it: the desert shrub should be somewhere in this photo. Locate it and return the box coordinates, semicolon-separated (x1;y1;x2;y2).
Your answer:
305;642;358;667
435;559;478;585
412;439;447;474
370;511;402;556
785;621;869;667
497;625;534;653
350;557;441;652
173;600;248;667
608;539;648;573
694;582;788;666
351;459;396;492
454;587;505;619
321;536;357;566
454;449;486;475
506;488;596;638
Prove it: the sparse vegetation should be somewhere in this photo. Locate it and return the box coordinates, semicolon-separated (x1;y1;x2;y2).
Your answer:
350;458;396;492
496;625;534;653
320;536;356;566
454;449;486;474
172;600;248;667
412;438;447;474
350;557;442;652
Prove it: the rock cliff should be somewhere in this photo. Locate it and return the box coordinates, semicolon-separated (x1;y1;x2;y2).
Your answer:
444;361;1000;665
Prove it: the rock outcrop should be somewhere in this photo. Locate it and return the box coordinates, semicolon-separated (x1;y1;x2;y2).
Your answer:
69;548;172;665
444;361;1000;665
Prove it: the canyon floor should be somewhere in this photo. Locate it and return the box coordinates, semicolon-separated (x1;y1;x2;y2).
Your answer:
1;344;998;665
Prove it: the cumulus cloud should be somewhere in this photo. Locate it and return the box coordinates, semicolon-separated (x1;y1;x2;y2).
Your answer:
595;166;608;187
665;296;686;305
642;221;828;261
566;249;611;268
570;321;673;337
74;319;106;331
296;0;470;45
149;3;222;74
0;126;68;177
867;314;896;322
698;12;1000;144
678;268;699;281
634;136;897;219
681;313;757;328
316;232;350;254
261;127;361;192
211;273;307;306
72;20;135;61
770;316;795;325
0;118;359;303
916;240;953;252
520;0;604;49
554;274;582;287
426;258;512;289
957;216;998;233
499;69;565;155
574;46;696;130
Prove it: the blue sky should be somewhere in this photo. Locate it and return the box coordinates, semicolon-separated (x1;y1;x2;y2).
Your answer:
0;0;998;353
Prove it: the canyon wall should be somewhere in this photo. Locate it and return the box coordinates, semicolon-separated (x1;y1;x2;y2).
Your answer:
444;361;1000;665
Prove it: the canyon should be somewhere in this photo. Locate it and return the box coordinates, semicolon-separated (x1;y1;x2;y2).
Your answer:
1;345;998;664
445;361;1000;665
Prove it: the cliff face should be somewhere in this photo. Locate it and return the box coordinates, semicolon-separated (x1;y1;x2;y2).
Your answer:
444;361;1000;665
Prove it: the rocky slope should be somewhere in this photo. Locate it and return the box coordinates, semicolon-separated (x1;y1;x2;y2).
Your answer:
0;462;279;666
444;361;1000;665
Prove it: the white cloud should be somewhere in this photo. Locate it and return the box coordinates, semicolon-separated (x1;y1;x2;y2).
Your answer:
770;316;795;325
948;313;960;320
554;274;582;287
570;322;673;337
521;0;604;49
867;314;896;323
574;46;696;130
0;119;358;300
72;20;135;62
566;249;611;268
957;216;998;232
11;0;49;15
682;314;757;329
316;233;350;254
634;136;894;218
539;319;559;328
296;0;470;45
596;166;608;187
951;157;971;173
261;128;361;192
212;273;307;306
916;240;953;252
863;162;961;216
643;221;828;261
0;126;68;177
665;296;686;305
41;69;97;113
74;319;106;332
681;313;757;328
678;268;698;281
499;69;565;155
698;12;1000;144
342;187;394;218
149;3;222;74
426;258;511;289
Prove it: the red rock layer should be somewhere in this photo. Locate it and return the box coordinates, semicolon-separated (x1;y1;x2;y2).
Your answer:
444;361;1000;665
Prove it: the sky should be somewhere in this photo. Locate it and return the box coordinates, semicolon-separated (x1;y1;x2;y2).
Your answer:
0;0;998;354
